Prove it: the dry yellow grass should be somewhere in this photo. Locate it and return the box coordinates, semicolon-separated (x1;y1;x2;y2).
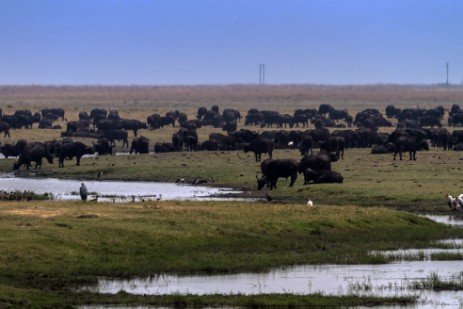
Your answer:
1;84;463;146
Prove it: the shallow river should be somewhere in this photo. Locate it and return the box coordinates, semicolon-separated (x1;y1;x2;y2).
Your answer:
81;215;463;308
0;174;245;202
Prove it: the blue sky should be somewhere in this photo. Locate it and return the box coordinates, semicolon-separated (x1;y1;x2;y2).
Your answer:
1;0;462;85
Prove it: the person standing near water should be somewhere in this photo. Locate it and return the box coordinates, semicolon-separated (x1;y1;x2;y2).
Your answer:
80;183;88;201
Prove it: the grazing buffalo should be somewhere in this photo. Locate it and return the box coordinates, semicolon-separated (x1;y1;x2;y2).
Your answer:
107;110;120;121
120;119;147;137
390;136;429;160
257;158;299;190
0;143;18;158
222;121;237;133
102;129;129;148
96;119;121;132
66;120;91;132
40;108;65;120
0;121;11;138
298;151;333;174
56;141;95;167
318;103;335;116
184;130;199;151
38;118;54;129
147;113;162;129
385;105;401;118
93;137;113;155
14;110;41;129
329;109;349;123
130;136;150;154
61;130;100;139
13;142;54;170
243;137;274;162
299;133;313;156
319;136;345;159
449;113;463;127
303;168;343;184
78;111;91;121
419;115;442;128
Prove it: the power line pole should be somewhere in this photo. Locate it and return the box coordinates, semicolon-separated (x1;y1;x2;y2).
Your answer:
446;62;449;86
259;64;265;86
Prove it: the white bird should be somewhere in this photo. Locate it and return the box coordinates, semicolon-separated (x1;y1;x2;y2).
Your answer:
307;199;314;207
447;194;463;212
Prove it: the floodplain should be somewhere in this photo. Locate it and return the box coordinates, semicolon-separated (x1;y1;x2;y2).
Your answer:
2;85;463;308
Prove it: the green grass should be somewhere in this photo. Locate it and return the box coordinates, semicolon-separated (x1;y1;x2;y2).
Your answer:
1;147;460;213
410;272;463;291
0;200;461;307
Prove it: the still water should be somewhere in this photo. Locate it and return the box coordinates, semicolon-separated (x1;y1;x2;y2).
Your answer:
0;175;244;202
81;215;463;308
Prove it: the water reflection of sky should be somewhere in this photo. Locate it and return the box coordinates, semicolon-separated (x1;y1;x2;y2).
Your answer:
88;261;463;308
0;176;245;202
82;216;463;308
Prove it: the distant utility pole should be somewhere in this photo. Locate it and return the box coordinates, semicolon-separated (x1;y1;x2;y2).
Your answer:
259;64;266;86
446;62;449;86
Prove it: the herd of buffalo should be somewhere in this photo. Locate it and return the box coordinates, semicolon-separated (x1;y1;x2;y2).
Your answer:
1;102;463;190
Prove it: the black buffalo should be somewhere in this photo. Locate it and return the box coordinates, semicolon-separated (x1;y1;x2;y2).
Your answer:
40;108;65;120
154;142;175;153
303;168;344;184
257;158;299;190
319;136;345;159
102;129;129;148
120;119;147;137
0;143;18;158
96;119;121;132
449;113;463;127
298;151;333;175
13;142;54;170
93;137;113;155
419;115;442;128
299;133;313;156
130;136;150;154
243;137;274;162
56;141;95;167
318;103;335;116
0;121;11;138
66;120;91;132
390;136;429;160
200;140;220;151
147;113;162;129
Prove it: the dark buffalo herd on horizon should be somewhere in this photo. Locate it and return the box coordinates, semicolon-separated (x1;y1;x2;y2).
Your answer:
1;103;463;190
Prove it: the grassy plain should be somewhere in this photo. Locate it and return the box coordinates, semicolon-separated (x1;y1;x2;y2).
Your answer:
0;200;458;308
1;85;463;307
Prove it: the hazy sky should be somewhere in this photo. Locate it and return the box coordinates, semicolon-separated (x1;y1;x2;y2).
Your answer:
1;0;462;85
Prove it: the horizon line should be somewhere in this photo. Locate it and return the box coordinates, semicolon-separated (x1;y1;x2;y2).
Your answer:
0;82;460;88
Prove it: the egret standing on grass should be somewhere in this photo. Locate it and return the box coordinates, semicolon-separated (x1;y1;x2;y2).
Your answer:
80;183;88;202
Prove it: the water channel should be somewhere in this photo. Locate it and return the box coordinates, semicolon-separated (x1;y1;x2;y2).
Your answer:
80;215;463;308
0;174;245;202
